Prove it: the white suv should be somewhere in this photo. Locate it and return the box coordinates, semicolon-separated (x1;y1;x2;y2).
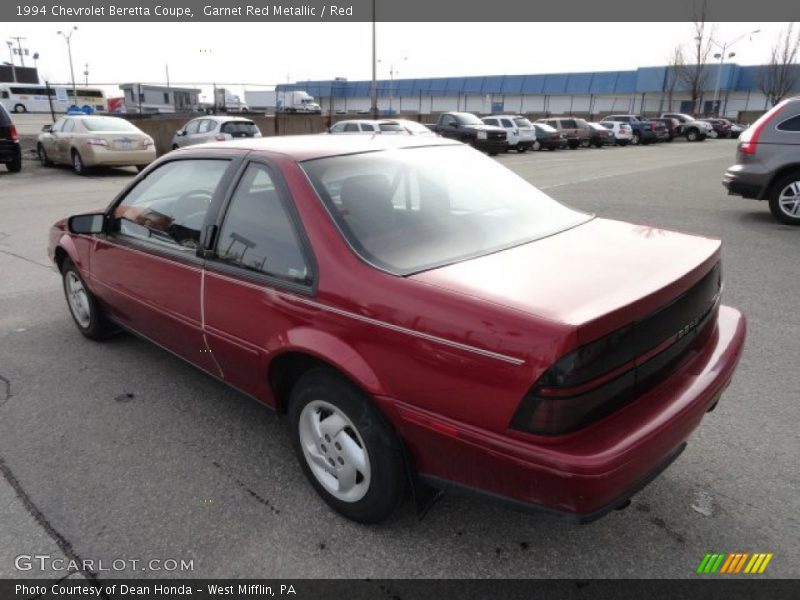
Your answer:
481;115;536;152
599;121;634;146
660;113;713;142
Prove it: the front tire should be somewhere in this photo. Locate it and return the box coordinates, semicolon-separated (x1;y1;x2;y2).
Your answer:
631;133;641;146
532;140;541;151
61;258;115;340
13;103;26;113
768;173;800;225
686;129;699;142
37;144;52;167
289;368;408;523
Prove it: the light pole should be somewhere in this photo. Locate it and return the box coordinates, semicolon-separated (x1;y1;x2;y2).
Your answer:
5;41;16;82
378;57;407;114
56;27;78;103
710;29;760;117
84;63;89;86
369;0;377;119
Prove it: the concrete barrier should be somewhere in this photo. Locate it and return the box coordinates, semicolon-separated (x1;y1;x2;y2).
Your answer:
121;113;331;156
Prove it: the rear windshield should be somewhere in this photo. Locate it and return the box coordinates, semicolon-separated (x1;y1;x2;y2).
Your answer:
514;118;533;127
301;145;591;275
454;113;484;126
378;123;405;132
535;124;557;133
82;117;140;132
221;121;259;135
0;103;12;125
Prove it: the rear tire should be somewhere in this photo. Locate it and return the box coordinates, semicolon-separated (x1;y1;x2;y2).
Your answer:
13;103;26;113
71;150;87;175
686;129;699;142
631;133;641;146
532;140;541;151
768;172;800;225
288;368;408;523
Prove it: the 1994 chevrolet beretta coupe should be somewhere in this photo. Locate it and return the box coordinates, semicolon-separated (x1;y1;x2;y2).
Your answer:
49;135;746;523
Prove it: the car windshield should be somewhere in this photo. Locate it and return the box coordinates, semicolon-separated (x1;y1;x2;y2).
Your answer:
455;113;484;126
81;117;140;132
514;118;533;127
301;145;592;275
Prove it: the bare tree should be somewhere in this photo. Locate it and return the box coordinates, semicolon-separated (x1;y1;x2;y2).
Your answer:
663;46;683;112
673;2;715;114
759;23;800;107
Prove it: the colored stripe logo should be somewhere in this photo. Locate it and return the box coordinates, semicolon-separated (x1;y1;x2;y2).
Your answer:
696;552;773;574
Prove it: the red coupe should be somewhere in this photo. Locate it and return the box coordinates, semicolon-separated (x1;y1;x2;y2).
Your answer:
49;136;746;523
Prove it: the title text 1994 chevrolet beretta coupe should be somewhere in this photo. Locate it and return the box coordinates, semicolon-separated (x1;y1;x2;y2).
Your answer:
49;135;746;524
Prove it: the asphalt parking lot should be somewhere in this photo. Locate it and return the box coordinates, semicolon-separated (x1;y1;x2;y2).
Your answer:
0;139;798;581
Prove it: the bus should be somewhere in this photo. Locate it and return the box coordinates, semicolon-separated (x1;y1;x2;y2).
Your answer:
0;84;106;114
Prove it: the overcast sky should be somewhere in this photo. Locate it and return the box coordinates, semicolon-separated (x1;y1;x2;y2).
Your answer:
0;21;791;96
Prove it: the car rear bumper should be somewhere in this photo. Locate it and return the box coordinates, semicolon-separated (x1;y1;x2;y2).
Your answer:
389;305;746;520
0;140;21;162
723;166;769;199
82;146;157;167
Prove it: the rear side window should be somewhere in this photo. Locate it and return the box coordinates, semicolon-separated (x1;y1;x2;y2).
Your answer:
360;123;376;132
343;123;359;132
563;120;577;128
378;123;404;132
776;115;800;132
483;118;497;126
501;118;513;128
216;163;311;285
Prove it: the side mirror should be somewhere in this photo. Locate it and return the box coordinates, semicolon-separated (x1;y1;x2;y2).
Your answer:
448;122;458;128
41;124;53;133
178;130;186;136
68;213;106;235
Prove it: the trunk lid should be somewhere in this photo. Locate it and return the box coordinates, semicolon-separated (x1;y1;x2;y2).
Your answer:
411;218;721;343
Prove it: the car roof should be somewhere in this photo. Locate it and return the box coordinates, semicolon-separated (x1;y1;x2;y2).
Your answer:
187;133;460;161
191;115;254;123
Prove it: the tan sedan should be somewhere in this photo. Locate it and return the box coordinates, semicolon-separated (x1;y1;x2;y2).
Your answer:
37;115;156;175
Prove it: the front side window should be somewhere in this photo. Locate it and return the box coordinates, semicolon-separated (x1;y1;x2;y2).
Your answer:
501;118;513;128
61;119;75;133
197;119;214;134
215;163;311;285
302;145;591;275
184;120;201;135
343;123;359;132
113;159;230;251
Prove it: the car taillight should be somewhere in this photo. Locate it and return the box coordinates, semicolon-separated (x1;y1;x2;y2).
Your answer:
141;138;154;148
10;124;18;141
739;100;786;155
86;138;108;146
214;134;226;141
650;122;656;131
510;264;722;435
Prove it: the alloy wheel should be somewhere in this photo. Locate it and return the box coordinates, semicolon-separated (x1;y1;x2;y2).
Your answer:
65;271;91;328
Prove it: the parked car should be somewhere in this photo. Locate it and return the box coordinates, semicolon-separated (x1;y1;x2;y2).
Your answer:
481;115;536;152
329;119;434;136
426;112;507;155
699;118;733;139
587;122;615;147
649;117;681;142
37;115;155;175
599;120;634;146
0;102;22;172
660;113;712;142
532;123;568;150
535;117;590;149
601;115;664;145
729;122;747;138
723;96;800;225
50;135;746;524
172;116;262;149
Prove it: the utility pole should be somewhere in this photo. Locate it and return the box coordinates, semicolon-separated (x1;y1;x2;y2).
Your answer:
5;42;16;82
370;0;377;118
83;63;89;86
9;36;28;67
56;27;78;103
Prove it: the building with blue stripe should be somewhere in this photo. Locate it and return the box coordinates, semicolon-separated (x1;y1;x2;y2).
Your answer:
272;64;800;117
